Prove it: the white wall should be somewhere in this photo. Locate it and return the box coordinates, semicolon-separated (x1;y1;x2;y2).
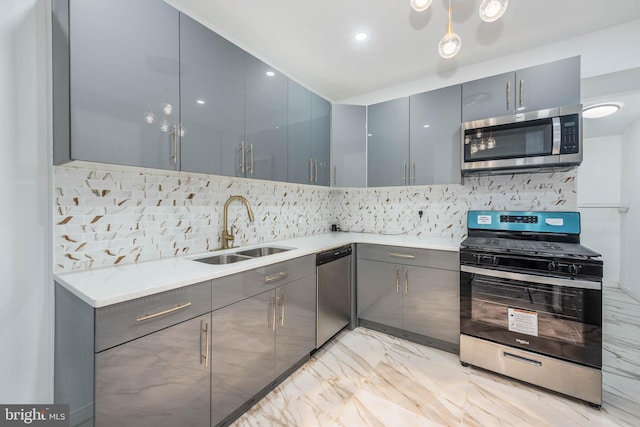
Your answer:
621;118;640;299
0;0;52;402
577;136;622;284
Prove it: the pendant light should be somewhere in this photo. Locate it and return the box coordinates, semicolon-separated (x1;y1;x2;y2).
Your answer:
410;0;433;12
438;0;461;59
479;0;508;23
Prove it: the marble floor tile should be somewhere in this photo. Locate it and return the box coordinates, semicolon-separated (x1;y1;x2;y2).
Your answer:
233;288;640;427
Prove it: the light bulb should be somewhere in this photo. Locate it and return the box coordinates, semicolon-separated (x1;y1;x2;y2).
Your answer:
410;0;432;12
160;119;170;133
439;33;461;58
479;0;508;22
162;103;173;115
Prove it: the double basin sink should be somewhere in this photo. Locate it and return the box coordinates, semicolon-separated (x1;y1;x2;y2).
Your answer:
194;246;292;265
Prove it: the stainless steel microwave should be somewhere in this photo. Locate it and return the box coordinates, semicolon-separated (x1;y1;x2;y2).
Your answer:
461;105;582;174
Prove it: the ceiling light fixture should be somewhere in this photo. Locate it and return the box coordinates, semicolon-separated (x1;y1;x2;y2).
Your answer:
411;0;508;59
438;0;461;59
410;0;433;12
355;32;368;41
479;0;508;22
583;103;620;119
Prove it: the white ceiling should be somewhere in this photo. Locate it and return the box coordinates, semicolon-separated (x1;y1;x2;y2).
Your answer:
166;0;640;102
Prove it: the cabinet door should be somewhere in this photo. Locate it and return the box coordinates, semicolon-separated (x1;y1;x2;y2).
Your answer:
403;266;460;345
179;14;245;177
69;0;180;170
95;315;211;427
245;55;288;182
515;56;580;113
367;98;410;187
331;104;366;188
461;72;514;122
287;80;312;184
410;85;462;185
275;275;317;377
356;260;403;329
211;291;275;425
311;93;331;186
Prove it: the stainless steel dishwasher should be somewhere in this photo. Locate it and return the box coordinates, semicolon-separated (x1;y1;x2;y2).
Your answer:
316;245;352;348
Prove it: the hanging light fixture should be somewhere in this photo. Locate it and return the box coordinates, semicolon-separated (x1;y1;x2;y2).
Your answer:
438;0;461;59
479;0;509;23
410;0;433;12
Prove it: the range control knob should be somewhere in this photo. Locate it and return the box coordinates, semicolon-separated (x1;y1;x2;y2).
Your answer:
491;256;500;266
547;261;558;272
568;264;582;275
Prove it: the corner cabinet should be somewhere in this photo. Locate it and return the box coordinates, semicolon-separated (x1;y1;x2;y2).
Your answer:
356;244;460;353
179;14;245;177
462;56;580;122
53;0;181;169
331;104;367;188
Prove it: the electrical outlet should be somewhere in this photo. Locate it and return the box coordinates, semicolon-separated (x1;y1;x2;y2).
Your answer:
418;210;423;218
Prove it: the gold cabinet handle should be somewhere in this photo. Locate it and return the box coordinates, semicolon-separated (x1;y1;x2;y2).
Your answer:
272;295;277;331
411;161;416;185
201;321;209;368
506;81;511;110
519;79;524;108
265;271;289;284
239;141;246;174
333;165;337;186
309;158;313;183
170;125;178;166
135;302;192;322
249;143;254;175
389;253;415;260
279;293;285;326
314;159;318;183
396;266;400;294
402;161;407;185
405;269;409;295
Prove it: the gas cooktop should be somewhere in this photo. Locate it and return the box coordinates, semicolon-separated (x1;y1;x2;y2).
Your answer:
461;237;601;259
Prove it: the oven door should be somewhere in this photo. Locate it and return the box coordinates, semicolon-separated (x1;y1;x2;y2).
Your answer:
460;265;601;368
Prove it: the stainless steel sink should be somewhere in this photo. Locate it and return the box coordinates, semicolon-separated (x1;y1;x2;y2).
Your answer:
235;246;291;258
195;253;253;265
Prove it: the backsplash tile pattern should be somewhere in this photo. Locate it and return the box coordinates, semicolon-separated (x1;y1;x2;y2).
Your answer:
330;170;577;241
54;164;576;273
54;164;333;272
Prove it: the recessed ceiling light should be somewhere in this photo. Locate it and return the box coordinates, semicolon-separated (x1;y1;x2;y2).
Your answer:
196;99;205;105
265;71;275;77
583;103;620;119
355;32;368;41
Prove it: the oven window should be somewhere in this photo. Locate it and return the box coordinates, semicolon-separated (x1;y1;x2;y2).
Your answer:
464;120;553;162
471;276;585;345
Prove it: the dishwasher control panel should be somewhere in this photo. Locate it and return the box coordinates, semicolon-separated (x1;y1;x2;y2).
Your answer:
316;245;352;266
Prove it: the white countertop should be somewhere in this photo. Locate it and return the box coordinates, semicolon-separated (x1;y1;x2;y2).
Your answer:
54;232;460;308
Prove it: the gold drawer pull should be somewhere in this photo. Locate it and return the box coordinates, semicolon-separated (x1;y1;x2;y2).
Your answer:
389;253;415;259
265;271;289;284
136;302;192;322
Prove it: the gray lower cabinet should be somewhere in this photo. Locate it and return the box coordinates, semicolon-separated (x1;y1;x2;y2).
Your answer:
462;56;580;122
53;0;181;169
356;244;460;351
95;314;211;427
331;104;367;188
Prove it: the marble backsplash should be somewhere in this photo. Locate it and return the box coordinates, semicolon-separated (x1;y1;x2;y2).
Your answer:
54;164;576;272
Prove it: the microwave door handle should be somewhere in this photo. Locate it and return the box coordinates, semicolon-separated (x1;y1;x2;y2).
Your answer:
552;117;561;155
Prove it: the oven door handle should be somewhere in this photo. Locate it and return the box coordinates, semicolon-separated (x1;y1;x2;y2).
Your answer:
461;265;601;290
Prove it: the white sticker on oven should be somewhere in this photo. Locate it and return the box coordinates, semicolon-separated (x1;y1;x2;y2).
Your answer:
508;308;539;337
477;215;492;225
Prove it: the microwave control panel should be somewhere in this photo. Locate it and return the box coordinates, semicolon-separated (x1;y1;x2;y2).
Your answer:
560;114;580;154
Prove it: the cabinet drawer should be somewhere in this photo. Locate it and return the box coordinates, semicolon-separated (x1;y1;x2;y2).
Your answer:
357;244;458;271
95;280;212;352
212;254;315;311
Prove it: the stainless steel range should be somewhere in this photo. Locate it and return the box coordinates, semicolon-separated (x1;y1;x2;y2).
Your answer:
459;210;603;407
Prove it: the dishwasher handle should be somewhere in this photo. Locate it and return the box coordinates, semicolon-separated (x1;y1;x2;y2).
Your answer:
316;245;352;266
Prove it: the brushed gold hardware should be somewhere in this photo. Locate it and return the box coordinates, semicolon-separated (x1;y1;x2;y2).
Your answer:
239;141;246;174
402;161;407;185
411;161;416;185
272;295;276;331
309;158;313;183
314;159;318;183
519;79;524;108
221;195;255;249
249;143;254;175
201;321;209;368
265;271;289;284
405;269;409;295
389;253;415;259
506;81;511;110
333;165;337;186
396;267;400;293
135;302;192;322
171;125;178;166
279;293;285;326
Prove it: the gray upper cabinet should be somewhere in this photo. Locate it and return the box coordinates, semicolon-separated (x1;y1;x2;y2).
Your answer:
409;85;462;185
331;104;367;188
245;55;288;182
462;56;580;122
311;94;331;186
367;98;410;187
287;80;312;184
179;14;245;177
66;0;180;169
